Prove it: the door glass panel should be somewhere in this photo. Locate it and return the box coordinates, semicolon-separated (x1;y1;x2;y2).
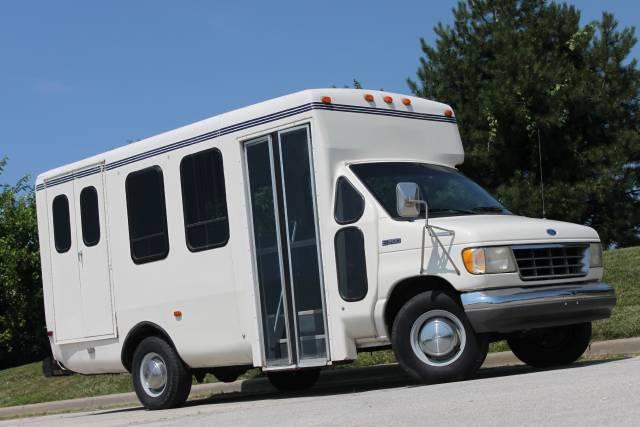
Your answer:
80;186;100;247
52;195;72;253
279;127;327;361
246;140;290;365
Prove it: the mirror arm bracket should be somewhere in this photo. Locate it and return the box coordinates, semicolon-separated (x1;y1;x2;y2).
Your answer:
425;225;461;276
412;200;460;276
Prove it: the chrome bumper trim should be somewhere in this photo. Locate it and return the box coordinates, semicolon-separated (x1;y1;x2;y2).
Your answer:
461;282;614;310
461;282;616;334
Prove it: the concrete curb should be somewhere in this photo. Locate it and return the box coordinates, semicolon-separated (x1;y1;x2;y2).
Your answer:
2;337;639;419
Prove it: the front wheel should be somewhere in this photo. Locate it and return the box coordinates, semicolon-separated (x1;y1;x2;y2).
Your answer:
507;322;592;368
132;336;192;410
267;369;320;392
391;290;488;383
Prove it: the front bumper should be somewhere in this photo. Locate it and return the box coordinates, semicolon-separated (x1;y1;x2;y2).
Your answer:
461;282;616;334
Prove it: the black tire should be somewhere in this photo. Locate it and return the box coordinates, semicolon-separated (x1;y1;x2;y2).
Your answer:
391;290;488;383
132;336;192;410
507;322;592;368
267;369;320;392
211;367;248;383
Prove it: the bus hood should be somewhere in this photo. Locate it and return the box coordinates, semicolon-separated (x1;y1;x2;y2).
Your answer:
429;215;600;245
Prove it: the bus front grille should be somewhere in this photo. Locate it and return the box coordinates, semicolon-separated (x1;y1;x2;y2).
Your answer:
512;243;589;281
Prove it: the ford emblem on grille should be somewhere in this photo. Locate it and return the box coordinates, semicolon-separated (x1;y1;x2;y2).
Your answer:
547;229;557;236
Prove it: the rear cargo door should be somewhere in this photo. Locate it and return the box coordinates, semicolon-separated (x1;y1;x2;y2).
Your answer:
46;179;83;342
45;163;115;342
72;163;115;338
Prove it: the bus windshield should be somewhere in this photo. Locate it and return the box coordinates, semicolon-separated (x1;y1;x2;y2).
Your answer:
350;162;510;219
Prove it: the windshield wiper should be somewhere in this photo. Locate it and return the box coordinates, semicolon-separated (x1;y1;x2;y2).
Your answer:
471;206;506;213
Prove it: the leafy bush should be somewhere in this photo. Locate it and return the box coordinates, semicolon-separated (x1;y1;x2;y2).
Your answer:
0;158;47;369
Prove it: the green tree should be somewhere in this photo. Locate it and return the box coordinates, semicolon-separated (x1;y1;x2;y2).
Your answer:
0;158;47;369
408;0;640;246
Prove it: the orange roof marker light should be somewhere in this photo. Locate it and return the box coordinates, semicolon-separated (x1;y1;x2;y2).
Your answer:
364;93;374;102
402;98;411;106
321;96;332;104
383;95;393;104
173;310;183;318
444;109;454;118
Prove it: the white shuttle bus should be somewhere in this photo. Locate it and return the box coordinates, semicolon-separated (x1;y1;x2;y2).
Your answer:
36;89;616;409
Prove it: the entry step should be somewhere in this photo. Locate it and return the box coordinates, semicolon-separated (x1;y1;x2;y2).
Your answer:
299;334;326;342
297;309;324;335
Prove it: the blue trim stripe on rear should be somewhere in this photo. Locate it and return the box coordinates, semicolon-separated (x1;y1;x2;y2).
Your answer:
36;102;456;191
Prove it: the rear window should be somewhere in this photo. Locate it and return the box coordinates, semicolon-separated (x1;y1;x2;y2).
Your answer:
79;186;100;247
52;195;72;253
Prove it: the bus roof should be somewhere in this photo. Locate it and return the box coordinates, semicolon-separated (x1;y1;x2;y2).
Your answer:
36;88;456;185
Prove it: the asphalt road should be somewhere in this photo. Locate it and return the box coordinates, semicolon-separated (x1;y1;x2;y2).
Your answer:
4;356;639;426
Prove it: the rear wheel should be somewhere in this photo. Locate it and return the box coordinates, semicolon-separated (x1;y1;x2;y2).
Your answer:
267;369;320;392
507;322;592;368
132;336;192;410
391;290;488;383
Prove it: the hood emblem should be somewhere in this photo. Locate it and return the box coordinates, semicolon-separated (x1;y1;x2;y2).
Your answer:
546;229;557;236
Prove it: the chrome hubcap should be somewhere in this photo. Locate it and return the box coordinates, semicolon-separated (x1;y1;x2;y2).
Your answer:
419;318;459;357
410;310;466;366
140;352;167;397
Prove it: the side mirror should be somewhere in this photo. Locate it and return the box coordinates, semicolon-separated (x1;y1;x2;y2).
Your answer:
396;182;425;219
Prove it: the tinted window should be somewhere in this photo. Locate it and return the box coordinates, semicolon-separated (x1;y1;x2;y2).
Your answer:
52;195;72;253
334;177;364;224
80;186;100;246
125;166;169;264
180;148;229;251
350;162;509;219
335;227;368;302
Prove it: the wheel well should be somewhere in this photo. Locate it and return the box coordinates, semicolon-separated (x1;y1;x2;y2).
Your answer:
120;322;178;372
384;276;460;337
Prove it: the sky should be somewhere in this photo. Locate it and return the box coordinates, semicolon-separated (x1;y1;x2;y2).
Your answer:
1;0;638;185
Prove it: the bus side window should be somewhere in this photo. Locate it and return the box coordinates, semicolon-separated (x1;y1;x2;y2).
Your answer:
180;148;229;252
335;227;368;302
125;166;170;264
334;177;364;224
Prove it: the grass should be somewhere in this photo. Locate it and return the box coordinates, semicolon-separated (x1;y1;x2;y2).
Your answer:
0;363;132;408
1;247;637;409
592;246;640;340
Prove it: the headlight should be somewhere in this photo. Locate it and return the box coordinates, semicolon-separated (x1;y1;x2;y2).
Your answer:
462;246;517;274
589;243;603;268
